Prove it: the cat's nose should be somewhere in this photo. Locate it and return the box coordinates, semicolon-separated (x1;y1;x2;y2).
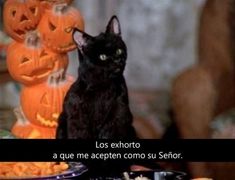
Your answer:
114;59;121;63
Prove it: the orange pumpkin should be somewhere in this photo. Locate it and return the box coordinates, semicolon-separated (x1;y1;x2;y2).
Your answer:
20;75;74;128
12;121;57;139
7;32;69;86
11;106;57;139
3;0;42;42
38;3;84;53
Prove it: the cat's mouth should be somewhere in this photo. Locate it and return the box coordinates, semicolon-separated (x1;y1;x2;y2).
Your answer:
114;68;121;73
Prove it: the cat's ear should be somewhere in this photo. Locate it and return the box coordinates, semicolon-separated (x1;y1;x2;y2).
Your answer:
73;28;92;51
106;16;121;36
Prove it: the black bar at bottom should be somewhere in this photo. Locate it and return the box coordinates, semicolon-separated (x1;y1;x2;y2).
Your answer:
0;139;233;162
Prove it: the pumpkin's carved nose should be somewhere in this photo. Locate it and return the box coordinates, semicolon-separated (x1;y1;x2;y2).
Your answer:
20;14;29;22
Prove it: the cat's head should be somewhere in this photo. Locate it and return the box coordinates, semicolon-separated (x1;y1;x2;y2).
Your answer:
73;16;127;76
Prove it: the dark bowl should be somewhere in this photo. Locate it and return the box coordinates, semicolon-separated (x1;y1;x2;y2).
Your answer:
123;170;188;180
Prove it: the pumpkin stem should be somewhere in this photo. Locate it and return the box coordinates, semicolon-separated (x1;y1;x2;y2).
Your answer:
47;69;66;86
25;31;41;48
53;3;68;14
13;107;28;125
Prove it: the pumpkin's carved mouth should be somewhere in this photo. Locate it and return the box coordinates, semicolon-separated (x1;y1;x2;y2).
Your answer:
56;42;75;52
14;29;25;36
20;57;55;80
21;67;53;80
46;41;75;51
36;113;58;128
59;42;74;49
13;24;37;38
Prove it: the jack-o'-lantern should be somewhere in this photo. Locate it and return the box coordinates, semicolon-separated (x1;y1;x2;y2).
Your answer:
7;32;69;86
3;0;42;42
20;76;74;128
38;3;84;53
12;119;57;139
11;106;57;139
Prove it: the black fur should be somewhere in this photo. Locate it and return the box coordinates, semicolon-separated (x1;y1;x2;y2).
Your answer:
56;16;136;139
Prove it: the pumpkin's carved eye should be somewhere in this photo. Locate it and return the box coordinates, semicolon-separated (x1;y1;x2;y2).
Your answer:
49;21;57;31
41;94;50;106
40;50;48;58
21;57;30;64
20;14;29;22
11;10;16;17
29;7;37;15
65;27;73;33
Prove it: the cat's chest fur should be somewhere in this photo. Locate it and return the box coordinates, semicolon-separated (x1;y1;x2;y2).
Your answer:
69;76;129;138
78;81;120;122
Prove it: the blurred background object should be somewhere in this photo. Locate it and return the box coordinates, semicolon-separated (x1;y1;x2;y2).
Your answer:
0;0;3;29
0;0;16;130
170;0;235;179
172;0;235;139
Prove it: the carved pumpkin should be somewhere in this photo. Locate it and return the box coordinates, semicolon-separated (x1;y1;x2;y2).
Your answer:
12;120;57;139
20;75;74;128
38;3;84;53
3;0;42;42
11;106;56;139
7;32;69;86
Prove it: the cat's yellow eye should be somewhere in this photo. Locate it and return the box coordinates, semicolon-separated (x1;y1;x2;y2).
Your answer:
100;54;107;61
116;49;122;55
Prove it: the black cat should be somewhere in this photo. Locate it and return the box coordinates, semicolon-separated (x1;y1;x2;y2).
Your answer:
56;16;137;139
